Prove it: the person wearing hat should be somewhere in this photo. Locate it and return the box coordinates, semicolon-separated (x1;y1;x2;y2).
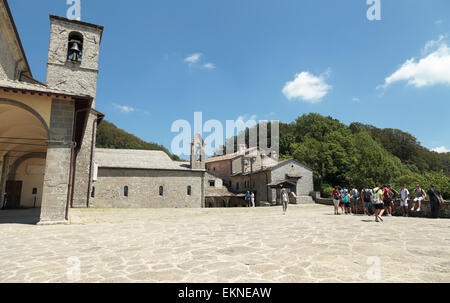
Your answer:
412;184;426;212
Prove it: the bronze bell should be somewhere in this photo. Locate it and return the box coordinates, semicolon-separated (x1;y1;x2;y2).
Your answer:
68;39;82;61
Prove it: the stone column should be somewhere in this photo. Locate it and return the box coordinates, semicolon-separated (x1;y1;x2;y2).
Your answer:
72;111;97;208
39;142;72;224
0;154;11;208
38;99;74;224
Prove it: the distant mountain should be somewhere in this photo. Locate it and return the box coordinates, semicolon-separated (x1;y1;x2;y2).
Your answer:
96;120;180;161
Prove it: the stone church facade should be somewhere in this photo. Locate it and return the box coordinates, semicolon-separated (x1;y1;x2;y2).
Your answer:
0;0;314;224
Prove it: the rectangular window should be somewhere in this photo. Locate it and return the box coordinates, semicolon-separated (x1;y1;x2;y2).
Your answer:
187;186;192;196
209;181;215;187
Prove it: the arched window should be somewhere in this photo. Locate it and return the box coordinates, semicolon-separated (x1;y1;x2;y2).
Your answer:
91;187;95;198
124;186;129;197
67;32;84;62
159;186;164;196
187;186;192;196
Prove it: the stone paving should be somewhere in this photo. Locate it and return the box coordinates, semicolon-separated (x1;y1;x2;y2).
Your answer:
0;205;449;283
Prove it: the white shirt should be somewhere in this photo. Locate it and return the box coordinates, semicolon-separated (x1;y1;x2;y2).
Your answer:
400;189;409;201
282;193;288;202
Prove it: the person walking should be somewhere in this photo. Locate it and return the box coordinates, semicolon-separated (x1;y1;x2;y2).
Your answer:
428;185;443;219
350;186;359;215
332;186;341;215
399;184;410;217
251;192;256;208
281;189;289;215
361;186;373;216
372;184;385;222
412;185;426;212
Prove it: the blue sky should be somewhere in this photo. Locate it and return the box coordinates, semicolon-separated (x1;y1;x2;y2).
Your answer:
10;0;450;155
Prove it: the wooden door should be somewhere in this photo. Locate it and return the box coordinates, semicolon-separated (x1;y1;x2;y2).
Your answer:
5;181;22;209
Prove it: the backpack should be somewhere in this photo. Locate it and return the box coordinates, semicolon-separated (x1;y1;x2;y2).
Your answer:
371;188;380;204
352;189;358;199
342;195;349;203
363;190;372;202
333;192;340;200
386;189;394;199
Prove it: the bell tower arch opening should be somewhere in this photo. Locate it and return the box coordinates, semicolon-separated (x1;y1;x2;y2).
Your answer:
67;31;84;62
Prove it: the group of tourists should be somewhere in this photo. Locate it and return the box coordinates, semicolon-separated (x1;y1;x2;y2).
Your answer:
331;184;444;222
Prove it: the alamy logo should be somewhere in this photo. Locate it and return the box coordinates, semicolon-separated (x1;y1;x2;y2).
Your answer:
367;0;381;21
366;256;381;281
171;112;279;158
66;256;81;281
66;0;81;21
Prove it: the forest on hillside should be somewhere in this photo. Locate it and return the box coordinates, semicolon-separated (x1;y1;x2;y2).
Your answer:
236;113;450;199
96;120;181;161
97;114;449;199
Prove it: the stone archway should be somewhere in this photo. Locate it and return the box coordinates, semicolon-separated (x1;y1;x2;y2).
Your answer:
0;99;49;213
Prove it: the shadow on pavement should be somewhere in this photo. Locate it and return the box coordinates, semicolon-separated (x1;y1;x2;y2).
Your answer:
0;208;40;225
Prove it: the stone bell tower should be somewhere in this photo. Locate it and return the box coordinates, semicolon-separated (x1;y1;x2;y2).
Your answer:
190;133;205;170
45;15;104;208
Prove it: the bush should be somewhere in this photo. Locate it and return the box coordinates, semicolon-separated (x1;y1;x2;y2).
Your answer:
321;184;334;198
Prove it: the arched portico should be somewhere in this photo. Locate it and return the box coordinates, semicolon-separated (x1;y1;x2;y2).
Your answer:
0;99;49;212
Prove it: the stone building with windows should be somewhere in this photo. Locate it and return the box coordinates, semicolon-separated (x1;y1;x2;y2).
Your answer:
0;1;210;223
206;145;314;205
0;0;314;224
91;135;207;209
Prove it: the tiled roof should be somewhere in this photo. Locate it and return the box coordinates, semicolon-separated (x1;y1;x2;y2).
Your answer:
95;149;199;171
205;147;258;163
0;78;92;99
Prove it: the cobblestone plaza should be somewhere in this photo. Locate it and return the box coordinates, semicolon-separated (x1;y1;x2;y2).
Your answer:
1;205;449;283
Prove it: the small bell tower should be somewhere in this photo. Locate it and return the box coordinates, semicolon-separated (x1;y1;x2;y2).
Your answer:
45;15;104;208
190;134;205;170
46;15;103;106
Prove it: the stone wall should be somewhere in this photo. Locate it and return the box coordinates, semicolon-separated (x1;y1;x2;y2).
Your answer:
45;16;102;104
206;160;232;185
0;27;15;79
39;144;72;224
315;198;450;219
93;168;204;208
271;160;314;197
231;171;272;203
39;99;74;224
72;111;97;208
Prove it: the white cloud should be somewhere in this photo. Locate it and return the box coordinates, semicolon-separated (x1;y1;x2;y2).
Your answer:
432;146;450;153
435;20;443;25
423;35;445;54
283;70;333;103
379;39;450;89
282;70;332;103
184;53;216;70
203;63;216;70
184;53;202;64
352;97;360;102
114;103;135;113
